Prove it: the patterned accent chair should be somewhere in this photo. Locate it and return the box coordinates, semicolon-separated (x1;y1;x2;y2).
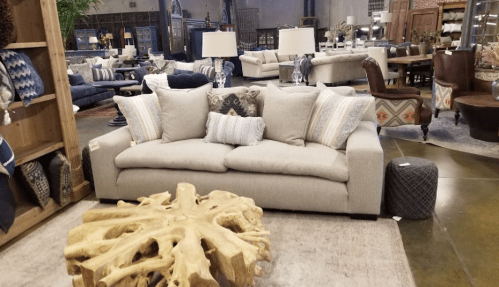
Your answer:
433;50;492;125
362;57;432;140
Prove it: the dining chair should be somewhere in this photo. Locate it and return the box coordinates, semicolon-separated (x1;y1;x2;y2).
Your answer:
367;47;399;85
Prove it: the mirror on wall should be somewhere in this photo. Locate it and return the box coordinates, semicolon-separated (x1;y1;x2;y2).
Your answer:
472;0;499;46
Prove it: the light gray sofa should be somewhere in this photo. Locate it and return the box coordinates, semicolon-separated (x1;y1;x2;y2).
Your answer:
308;49;369;85
89;85;384;218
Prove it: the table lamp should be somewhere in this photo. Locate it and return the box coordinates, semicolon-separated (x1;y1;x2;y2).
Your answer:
106;33;113;49
202;31;237;88
278;27;315;86
347;16;357;26
88;36;98;50
380;12;393;39
325;31;333;43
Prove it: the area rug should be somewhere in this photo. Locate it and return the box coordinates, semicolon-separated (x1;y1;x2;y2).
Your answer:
380;110;499;159
0;200;415;287
75;103;116;117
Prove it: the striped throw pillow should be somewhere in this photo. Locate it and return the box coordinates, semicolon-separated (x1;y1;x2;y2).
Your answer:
113;93;162;144
204;112;265;146
199;64;216;80
92;68;115;81
306;89;374;149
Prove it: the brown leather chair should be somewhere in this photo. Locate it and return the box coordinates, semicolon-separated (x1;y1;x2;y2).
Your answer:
362;57;432;140
433;50;491;125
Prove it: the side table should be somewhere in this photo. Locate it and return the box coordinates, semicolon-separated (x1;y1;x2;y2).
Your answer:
454;95;499;142
279;63;294;83
90;80;139;126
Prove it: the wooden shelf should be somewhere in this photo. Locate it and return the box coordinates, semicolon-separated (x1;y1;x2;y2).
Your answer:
4;42;47;49
8;94;56;110
15;141;64;166
0;199;64;246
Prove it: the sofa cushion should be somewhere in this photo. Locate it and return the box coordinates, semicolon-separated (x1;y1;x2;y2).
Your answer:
225;139;348;182
277;53;290;62
261;63;279;72
204;112;265;146
68;74;86;86
92;68;115;81
325;50;352;56
69;63;93;83
69;84;103;100
263;50;278;64
252;51;266;64
175;61;194;71
115;139;234;172
193;58;213;73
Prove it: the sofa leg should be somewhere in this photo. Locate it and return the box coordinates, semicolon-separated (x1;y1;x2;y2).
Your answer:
455;110;460;126
421;124;429;141
434;108;440;118
377;126;381;135
351;214;378;221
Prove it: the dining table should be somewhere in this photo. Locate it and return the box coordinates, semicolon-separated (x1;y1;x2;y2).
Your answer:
387;54;432;88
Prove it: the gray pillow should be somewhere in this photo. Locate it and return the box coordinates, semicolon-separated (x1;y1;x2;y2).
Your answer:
157;83;213;143
262;82;319;146
16;161;50;207
45;151;72;206
69;63;93;83
204;112;265;146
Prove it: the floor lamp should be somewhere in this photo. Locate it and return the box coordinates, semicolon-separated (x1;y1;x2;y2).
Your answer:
380;12;393;40
202;31;238;88
278;28;315;86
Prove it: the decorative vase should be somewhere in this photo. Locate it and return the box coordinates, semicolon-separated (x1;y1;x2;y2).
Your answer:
419;42;428;56
492;80;499;100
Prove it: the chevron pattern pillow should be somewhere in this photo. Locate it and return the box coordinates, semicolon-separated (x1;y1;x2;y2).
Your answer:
92;68;115;81
0;50;38;106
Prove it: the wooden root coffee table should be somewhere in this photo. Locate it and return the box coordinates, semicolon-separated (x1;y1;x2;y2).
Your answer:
454;95;499;142
64;183;271;287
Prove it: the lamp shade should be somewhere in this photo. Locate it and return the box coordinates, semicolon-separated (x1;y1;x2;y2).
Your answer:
324;31;333;38
124;32;132;39
347;16;357;25
106;33;114;39
202;31;238;57
278;27;315;55
88;36;98;43
380;12;393;23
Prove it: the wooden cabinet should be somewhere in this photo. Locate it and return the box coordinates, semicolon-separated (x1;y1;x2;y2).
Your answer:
74;29;97;50
406;8;439;43
136;26;158;55
0;0;90;247
388;0;410;44
437;1;467;45
256;28;278;50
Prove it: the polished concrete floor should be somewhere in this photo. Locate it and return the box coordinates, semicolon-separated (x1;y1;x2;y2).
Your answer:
73;76;499;286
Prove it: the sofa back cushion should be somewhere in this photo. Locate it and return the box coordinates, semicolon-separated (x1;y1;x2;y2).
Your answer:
166;73;210;89
92;68;115;81
251;51;266;63
69;63;93;83
156;83;213;143
175;61;194;71
263;50;278;64
277;53;290;62
325;50;352;56
68;74;86;86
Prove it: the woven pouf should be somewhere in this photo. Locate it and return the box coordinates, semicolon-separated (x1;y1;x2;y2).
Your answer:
385;157;438;219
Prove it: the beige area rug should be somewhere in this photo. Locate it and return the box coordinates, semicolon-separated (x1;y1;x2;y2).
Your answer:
0;200;415;287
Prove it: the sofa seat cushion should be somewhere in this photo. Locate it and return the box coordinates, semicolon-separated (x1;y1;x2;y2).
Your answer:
224;139;348;182
70;85;108;101
261;63;279;72
115;139;234;172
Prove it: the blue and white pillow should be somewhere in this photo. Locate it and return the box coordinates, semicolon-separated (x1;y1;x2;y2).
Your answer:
92;68;115;81
0;50;40;106
18;52;44;97
199;64;216;80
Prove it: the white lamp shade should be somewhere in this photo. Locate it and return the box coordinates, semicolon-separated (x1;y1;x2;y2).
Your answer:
202;31;238;57
88;36;98;43
380;12;393;23
278;27;315;55
325;31;333;38
124;32;132;39
347;16;357;25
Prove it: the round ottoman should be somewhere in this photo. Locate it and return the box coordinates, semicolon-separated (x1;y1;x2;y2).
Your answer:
385;157;438;219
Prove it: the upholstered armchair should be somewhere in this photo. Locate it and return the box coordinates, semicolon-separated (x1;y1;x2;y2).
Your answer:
362;57;432;140
433;50;491;125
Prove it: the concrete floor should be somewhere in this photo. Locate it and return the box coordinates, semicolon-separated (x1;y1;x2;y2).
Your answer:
74;76;499;287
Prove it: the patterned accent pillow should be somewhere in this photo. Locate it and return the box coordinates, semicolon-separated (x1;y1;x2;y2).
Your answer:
18;52;44;97
92;68;115;81
0;61;15;110
69;63;93;83
207;90;259;117
306;89;374;149
17;161;50;207
0;50;37;106
204;112;265;146
435;83;452;110
199;64;216;80
114;93;162;144
45;151;72;206
375;98;417;127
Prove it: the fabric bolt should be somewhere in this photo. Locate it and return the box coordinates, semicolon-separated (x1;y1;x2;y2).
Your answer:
375;98;417;127
207;89;259;117
262;82;319;146
0;50;38;106
92;68;115;81
306;89;374;149
17;161;50;207
435;83;452;110
114;93;162;144
203;112;265;146
199;65;216;80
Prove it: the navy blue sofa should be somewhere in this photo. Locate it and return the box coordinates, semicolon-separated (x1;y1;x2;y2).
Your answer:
69;73;124;106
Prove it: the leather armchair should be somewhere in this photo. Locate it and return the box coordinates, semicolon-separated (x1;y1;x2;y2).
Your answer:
433;50;491;125
362;57;432;140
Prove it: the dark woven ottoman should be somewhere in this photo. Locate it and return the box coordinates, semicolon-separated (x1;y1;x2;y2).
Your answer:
385;157;438;219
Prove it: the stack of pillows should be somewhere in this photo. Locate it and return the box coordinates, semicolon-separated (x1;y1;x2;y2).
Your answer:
113;80;374;150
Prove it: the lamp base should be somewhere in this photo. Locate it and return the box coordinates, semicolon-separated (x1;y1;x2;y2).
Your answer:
291;56;302;86
214;58;226;88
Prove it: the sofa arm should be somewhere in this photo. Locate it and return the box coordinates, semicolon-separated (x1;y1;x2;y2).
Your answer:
89;127;133;199
346;121;383;215
239;55;262;65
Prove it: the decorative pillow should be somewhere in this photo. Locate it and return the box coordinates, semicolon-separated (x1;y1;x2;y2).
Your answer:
262;82;319;146
0;61;15;111
16;161;50;207
193;58;213;73
92;64;102;69
0;136;15;232
204;112;265;146
455;12;464;21
251;51;266;64
277;53;289;62
173;69;193;75
449;12;457;20
207;89;259;117
114;93;162;144
442;12;451;21
69;63;93;83
18;52;44;97
86;57;100;66
175;61;194;71
306;89;374;149
244;51;253;57
0;136;15;177
440;36;452;44
44;151;72;206
142;74;170;93
0;50;38;106
199;64;216;80
68;73;86;86
156;83;213;143
92;68;115;81
442;24;451;33
451;23;462;32
263;50;278;64
67;69;74;75
158;60;177;75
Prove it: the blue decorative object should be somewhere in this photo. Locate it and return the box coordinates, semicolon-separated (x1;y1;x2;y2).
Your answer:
0;50;38;106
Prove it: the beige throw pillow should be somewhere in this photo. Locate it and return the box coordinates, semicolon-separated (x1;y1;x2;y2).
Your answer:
157;83;213;143
263;50;278;64
277;53;289;62
193;58;213;73
252;51;266;64
262;82;319;146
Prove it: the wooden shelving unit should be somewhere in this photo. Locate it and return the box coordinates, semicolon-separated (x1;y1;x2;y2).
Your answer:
437;1;467;45
0;0;91;247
